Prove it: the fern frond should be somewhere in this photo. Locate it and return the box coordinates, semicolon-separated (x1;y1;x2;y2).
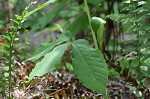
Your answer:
106;14;126;23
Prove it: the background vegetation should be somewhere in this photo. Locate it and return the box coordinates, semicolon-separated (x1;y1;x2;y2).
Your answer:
0;0;149;98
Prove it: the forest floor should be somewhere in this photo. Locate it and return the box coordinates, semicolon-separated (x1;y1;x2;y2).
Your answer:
8;61;147;99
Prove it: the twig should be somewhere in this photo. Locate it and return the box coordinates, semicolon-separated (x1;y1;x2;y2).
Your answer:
48;88;66;96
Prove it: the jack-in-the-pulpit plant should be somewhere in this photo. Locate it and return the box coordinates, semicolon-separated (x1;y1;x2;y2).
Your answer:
28;0;109;99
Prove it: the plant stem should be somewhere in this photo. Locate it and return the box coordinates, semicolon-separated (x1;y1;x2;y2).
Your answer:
8;27;17;98
84;0;98;49
8;36;13;98
131;0;142;85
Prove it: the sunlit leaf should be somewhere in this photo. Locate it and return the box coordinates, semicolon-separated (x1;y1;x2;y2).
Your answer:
24;0;57;19
72;39;108;99
28;32;72;61
29;43;70;80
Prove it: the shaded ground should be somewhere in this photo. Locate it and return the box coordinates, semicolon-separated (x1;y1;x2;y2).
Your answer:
7;61;149;99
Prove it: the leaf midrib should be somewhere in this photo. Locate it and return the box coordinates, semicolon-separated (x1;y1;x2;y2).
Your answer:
73;43;104;90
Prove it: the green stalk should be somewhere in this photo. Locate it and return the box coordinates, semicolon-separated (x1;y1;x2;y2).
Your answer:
1;1;54;98
84;0;98;49
8;37;13;98
83;1;108;99
8;30;16;98
131;0;142;85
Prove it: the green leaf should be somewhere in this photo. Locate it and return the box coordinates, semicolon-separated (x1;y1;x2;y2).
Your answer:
67;14;89;36
137;13;150;22
29;43;70;81
141;54;150;62
139;42;150;49
84;0;98;49
137;24;150;31
139;34;150;39
28;32;72;61
24;0;57;19
106;14;125;22
72;39;108;99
